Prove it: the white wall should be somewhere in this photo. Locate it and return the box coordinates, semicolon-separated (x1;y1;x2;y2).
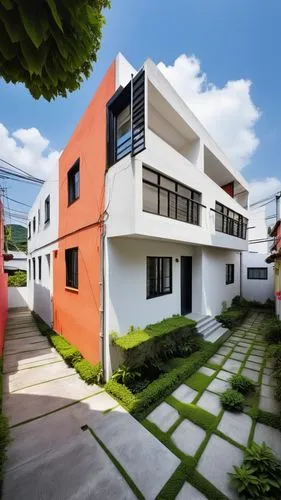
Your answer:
8;287;28;309
242;252;274;302
248;206;269;254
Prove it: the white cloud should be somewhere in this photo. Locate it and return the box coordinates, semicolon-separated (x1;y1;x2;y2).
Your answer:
0;123;61;181
249;177;281;205
158;54;261;170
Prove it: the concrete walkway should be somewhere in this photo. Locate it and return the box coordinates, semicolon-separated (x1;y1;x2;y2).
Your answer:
3;310;179;500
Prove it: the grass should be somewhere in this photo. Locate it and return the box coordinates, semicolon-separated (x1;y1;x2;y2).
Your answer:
166;397;218;432
185;372;211;392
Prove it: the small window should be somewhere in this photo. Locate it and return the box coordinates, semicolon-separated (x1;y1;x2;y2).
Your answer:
68;159;80;205
38;256;42;281
45;195;50;224
38;209;40;229
32;258;36;281
247;268;268;280
226;264;234;285
28;222;31;239
65;247;78;289
28;260;31;280
33;216;36;233
147;257;172;299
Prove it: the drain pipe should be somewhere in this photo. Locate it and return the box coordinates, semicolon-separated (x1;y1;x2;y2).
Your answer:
99;222;106;383
240;251;243;298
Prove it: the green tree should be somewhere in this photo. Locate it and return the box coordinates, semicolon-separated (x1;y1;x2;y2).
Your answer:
8;271;27;287
0;0;110;101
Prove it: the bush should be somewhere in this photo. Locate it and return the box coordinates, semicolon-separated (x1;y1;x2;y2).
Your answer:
49;334;82;367
260;318;281;344
229;442;281;499
74;360;101;384
8;271;26;287
216;307;248;329
230;374;256;395
0;414;10;479
231;296;275;311
220;389;245;411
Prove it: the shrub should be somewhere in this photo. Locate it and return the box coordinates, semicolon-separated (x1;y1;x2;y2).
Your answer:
74;360;101;384
229;442;281;499
220;389;245;411
230;374;255;395
260;318;281;344
49;334;82;366
112;365;141;385
8;271;26;287
216;307;248;329
0;414;10;479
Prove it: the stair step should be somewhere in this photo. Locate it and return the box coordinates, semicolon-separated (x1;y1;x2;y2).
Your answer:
197;319;219;336
206;327;228;343
196;316;213;329
200;322;222;338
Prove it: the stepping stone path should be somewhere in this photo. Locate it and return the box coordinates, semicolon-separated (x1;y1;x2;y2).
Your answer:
146;311;281;497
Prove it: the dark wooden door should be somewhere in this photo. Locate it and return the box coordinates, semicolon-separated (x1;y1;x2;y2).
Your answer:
181;256;192;315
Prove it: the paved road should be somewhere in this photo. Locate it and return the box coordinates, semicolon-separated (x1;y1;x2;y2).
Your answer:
3;310;179;500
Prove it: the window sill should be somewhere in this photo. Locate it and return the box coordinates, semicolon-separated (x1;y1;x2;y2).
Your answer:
65;286;79;293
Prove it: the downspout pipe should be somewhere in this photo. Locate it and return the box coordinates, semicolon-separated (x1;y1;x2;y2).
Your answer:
100;222;106;383
240;251;243;298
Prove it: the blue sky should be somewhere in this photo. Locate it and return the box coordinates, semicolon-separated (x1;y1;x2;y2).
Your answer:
1;0;281;224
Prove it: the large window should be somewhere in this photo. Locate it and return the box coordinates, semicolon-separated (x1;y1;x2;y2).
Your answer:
45;195;50;224
65;247;78;289
147;257;172;299
38;256;42;281
247;268;268;280
68;159;80;205
226;264;234;285
215;202;247;239
143;167;202;226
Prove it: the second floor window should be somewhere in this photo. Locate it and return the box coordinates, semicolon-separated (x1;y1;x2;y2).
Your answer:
33;216;36;233
45;195;50;224
38;256;42;280
38;209;40;229
116;105;131;161
143;167;202;226
68;159;80;205
32;258;36;280
215;202;247;240
28;222;31;239
65;247;78;289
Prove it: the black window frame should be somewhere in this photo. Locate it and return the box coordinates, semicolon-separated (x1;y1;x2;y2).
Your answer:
65;247;78;289
214;201;247;240
44;195;50;224
33;216;36;233
143;166;203;226
38;256;42;281
28;222;31;239
68;159;80;205
226;264;235;285
32;257;36;281
247;267;268;280
146;256;172;299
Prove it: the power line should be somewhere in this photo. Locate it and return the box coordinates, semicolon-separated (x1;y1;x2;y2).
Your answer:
0;157;44;183
250;195;275;208
3;194;31;208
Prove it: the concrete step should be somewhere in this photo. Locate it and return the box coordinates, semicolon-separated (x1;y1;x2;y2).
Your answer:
196;316;213;329
197;319;219;336
205;326;228;343
200;321;222;338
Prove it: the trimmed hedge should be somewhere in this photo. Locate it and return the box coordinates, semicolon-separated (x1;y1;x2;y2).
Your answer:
49;333;82;367
0;414;10;480
112;316;198;369
216;307;248;329
74;360;101;385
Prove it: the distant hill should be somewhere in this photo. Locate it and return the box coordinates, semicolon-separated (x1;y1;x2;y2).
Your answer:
5;224;27;252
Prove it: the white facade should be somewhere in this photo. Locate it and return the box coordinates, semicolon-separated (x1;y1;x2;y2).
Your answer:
8;287;28;309
27;163;58;326
4;251;27;272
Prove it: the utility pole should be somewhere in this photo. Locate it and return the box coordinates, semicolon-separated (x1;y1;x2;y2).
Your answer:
276;192;281;221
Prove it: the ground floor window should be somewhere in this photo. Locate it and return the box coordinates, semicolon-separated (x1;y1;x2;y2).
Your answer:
247;267;268;280
65;247;78;289
147;256;172;299
226;264;234;285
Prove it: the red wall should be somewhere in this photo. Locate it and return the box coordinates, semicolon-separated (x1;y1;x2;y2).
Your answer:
53;61;116;364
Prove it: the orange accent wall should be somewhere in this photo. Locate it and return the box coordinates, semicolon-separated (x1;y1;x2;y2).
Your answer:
53;61;116;364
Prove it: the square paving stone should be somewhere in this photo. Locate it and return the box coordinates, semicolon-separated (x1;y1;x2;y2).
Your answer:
223;359;241;374
262;374;276;386
208;354;225;366
207;378;230;394
172;385;198;404
171;420;206;457
217;347;232;356
147;403;179;432
263;367;273;376
260;384;275;398
176;482;207;500
241;368;259;382
198;366;215;377
251;349;264;357
248;355;262;365
234;346;249;354
216;370;233;381
218;411;252;446
197;391;221;416
259;396;280;414
254;423;281;459
238;342;251;348
254;345;265;352
245;361;260;371
230;352;245;362
197;435;243;499
224;342;234;348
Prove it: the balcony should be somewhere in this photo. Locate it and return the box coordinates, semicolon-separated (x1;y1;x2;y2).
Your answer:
212;206;247;240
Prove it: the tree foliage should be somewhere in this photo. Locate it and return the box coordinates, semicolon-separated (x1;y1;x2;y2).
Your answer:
0;0;110;100
8;271;27;287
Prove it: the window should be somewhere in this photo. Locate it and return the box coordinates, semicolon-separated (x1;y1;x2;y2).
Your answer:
28;222;31;239
68;159;80;205
44;195;50;223
33;216;36;233
65;247;78;289
215;202;247;240
28;260;31;280
32;258;36;281
38;209;40;229
143;167;202;226
116;105;131;161
38;256;42;281
147;257;172;299
226;264;234;285
247;268;268;280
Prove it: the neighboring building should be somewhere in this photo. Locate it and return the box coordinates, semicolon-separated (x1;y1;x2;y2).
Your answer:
241;206;274;303
0;200;8;352
267;219;281;318
28;54;250;379
27;163;58;326
4;251;27;274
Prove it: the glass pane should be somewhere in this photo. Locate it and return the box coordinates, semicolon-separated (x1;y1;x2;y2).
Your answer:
192;191;201;203
74;171;79;198
177;185;191;199
159;189;168;216
160;176;176;192
215;212;223;231
177;196;187;222
169;193;176;219
162;258;171;292
143;183;158;214
143;168;158;184
147;257;158;297
215;202;223;213
117;105;130;138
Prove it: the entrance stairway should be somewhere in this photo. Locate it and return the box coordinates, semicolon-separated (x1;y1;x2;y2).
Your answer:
188;313;228;343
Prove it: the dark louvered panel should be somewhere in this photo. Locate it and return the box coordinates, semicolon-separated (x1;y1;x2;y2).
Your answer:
132;70;145;156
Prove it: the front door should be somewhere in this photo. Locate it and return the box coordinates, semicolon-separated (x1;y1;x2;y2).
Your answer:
181;256;192;315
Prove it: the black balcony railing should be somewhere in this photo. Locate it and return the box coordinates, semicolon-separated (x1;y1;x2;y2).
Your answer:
212;208;247;239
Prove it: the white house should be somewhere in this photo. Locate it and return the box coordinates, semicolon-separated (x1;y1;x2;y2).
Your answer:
27;163;58;325
241;206;274;302
4;251;27;273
